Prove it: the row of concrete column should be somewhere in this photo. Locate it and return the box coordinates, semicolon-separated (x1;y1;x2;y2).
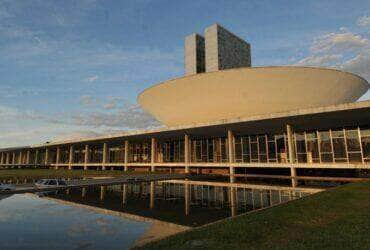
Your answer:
0;150;32;166
0;125;298;186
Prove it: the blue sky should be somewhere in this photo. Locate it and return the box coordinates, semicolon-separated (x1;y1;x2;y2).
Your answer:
0;0;369;147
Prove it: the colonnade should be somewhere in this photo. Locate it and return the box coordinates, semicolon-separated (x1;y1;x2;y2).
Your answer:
0;125;336;187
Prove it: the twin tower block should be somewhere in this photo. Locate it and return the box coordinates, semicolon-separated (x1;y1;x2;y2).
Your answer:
184;23;251;75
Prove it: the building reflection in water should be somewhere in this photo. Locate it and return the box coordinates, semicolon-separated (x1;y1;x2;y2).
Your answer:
47;181;313;227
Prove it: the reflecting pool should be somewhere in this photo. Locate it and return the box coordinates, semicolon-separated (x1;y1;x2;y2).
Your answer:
0;180;320;249
46;180;316;226
0;193;150;250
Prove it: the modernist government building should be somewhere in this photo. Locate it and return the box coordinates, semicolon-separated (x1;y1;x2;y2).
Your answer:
1;24;370;186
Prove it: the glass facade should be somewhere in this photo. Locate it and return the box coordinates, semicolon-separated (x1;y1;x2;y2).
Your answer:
158;140;184;163
3;127;370;167
191;138;228;163
128;141;151;163
108;145;125;163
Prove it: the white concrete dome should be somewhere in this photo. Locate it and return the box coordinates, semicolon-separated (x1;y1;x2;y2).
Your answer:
138;66;369;127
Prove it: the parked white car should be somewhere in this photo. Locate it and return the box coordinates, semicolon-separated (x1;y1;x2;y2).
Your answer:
35;179;67;188
0;182;16;191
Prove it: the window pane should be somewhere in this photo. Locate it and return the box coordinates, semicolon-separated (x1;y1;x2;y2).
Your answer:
331;130;344;138
258;136;267;154
295;133;306;153
235;138;242;163
207;140;214;162
321;153;333;163
348;153;362;163
346;130;361;152
362;136;370;160
306;139;319;163
221;139;228;162
332;138;347;161
268;141;277;161
319;131;332;153
297;154;307;163
276;135;287;163
259;155;267;163
251;143;258;161
360;129;370;137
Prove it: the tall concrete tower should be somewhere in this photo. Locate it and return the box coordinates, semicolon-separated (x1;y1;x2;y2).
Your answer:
205;24;251;72
184;33;205;75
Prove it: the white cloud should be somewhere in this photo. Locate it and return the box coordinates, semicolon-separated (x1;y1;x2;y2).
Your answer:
102;96;123;110
357;15;370;27
341;51;370;79
294;16;370;86
295;54;342;66
43;97;161;131
52;130;103;142
79;95;97;107
70;104;161;130
103;103;116;110
310;29;368;54
85;75;99;83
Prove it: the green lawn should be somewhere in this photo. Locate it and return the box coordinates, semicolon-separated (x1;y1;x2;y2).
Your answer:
0;169;149;180
138;182;370;249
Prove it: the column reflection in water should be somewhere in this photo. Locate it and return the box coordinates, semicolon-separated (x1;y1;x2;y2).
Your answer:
122;184;127;206
230;187;237;217
184;182;190;216
100;186;106;201
150;181;155;209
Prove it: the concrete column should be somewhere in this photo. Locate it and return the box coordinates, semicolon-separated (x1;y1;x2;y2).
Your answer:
84;145;89;170
0;152;4;165
124;140;129;171
19;151;23;165
287;124;297;187
26;150;30;165
102;143;108;170
227;130;235;183
55;147;60;170
35;150;39;166
6;153;10;165
290;167;297;187
44;148;49;166
184;134;190;174
150;181;155;209
151;138;157;172
82;187;87;197
12;152;16;165
68;145;74;170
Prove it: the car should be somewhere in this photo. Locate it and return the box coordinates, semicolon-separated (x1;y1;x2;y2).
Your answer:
35;179;67;188
0;182;16;191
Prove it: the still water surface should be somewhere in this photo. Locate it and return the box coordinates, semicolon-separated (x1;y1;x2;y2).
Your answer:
0;194;150;250
47;181;313;226
0;180;315;249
